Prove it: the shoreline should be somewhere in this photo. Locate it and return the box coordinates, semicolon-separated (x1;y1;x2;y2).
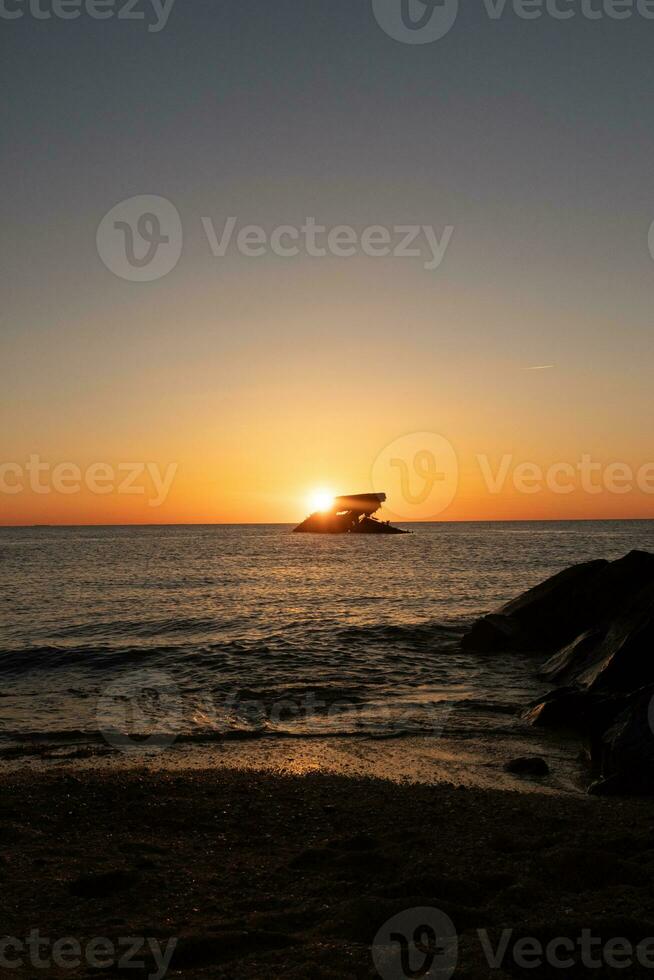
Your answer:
2;764;654;978
0;730;588;795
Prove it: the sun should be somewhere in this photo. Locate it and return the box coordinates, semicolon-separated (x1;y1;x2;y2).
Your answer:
308;489;335;513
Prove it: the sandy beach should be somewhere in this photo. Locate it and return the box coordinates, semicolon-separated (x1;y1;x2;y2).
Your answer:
3;764;654;978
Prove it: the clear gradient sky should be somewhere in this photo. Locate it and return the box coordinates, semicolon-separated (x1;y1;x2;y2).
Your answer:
3;0;654;524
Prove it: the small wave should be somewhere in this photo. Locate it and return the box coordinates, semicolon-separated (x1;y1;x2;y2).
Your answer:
453;698;521;715
0;725;462;752
0;617;466;678
333;621;464;648
49;616;235;641
0;644;167;676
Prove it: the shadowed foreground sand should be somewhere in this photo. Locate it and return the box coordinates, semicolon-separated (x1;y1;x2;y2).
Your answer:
2;767;654;978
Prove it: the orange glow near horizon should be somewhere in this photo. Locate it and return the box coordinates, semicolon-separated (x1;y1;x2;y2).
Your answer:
3;441;654;526
3;292;654;527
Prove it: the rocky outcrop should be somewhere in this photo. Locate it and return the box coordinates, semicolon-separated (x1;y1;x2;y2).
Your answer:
461;558;607;653
463;550;654;794
462;550;654;654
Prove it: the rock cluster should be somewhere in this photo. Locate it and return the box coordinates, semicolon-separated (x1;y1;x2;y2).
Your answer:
462;551;654;794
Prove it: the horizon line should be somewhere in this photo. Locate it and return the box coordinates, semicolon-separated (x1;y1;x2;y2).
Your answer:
2;516;654;529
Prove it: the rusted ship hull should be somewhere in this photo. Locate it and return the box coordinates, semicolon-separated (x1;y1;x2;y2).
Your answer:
293;492;408;534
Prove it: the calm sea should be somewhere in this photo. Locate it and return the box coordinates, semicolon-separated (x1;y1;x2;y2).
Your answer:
1;521;653;776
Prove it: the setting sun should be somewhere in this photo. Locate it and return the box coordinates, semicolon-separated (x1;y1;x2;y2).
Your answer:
308;489;335;513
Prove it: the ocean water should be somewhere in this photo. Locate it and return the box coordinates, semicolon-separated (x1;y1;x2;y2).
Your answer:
1;521;653;777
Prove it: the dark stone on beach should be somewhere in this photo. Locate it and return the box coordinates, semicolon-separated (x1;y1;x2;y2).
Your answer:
504;756;550;777
461;559;606;652
462;550;654;654
522;687;627;733
541;628;605;683
589;686;654;794
522;687;588;728
68;869;137;898
575;583;654;693
498;557;608;649
476;549;654;793
460;613;522;653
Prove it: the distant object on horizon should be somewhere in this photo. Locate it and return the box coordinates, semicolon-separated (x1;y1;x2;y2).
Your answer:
293;492;408;534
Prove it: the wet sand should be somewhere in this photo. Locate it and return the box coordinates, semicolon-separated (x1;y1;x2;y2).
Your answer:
0;724;587;795
2;764;654;978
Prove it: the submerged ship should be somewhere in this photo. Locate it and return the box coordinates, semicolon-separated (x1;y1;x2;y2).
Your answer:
293;493;408;534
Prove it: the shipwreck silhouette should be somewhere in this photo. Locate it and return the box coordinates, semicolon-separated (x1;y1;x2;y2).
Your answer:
293;493;408;534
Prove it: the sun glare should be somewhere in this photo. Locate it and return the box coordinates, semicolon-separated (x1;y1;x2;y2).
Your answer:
308;489;334;513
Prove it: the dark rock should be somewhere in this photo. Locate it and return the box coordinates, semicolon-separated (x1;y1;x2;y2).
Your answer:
574;583;654;692
465;550;654;793
590;685;654;794
499;558;608;649
541;628;605;683
522;687;626;733
462;550;654;654
461;613;522;653
504;756;550;776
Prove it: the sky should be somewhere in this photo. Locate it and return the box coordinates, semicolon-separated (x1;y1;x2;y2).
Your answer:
2;0;654;524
